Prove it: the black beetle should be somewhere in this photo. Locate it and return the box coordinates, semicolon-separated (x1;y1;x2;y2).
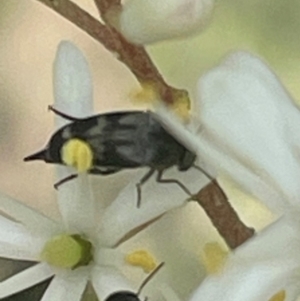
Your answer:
24;106;211;206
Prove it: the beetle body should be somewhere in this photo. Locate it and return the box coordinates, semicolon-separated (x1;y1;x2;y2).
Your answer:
25;110;196;174
25;108;198;205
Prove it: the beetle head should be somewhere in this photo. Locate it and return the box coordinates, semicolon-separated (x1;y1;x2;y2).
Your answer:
24;131;65;164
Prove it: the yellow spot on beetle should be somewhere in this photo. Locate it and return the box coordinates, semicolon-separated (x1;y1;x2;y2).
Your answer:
201;242;228;274
269;290;286;301
125;249;157;273
61;139;93;172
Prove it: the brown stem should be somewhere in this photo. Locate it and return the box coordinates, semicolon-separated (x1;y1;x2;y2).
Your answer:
93;0;189;105
93;0;121;18
35;0;254;249
195;180;255;249
36;0;187;105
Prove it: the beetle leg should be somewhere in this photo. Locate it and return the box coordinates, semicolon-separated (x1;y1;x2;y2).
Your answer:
136;169;156;208
48;105;83;121
156;170;192;197
192;164;215;181
54;174;78;189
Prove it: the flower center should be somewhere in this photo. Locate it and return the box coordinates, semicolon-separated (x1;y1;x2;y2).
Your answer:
125;249;157;273
41;234;93;269
61;138;93;172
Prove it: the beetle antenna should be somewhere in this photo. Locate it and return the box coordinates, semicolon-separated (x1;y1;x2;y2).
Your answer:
136;169;156;208
137;262;165;297
48;105;83;122
192;164;215;182
156;171;192;196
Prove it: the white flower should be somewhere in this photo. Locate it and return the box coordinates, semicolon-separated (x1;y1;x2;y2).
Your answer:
0;41;210;300
195;51;300;214
155;51;300;214
119;0;214;45
190;214;300;301
192;52;300;301
157;52;300;300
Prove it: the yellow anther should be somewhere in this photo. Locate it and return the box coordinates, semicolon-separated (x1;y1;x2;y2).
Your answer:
61;139;93;172
269;290;286;301
125;250;157;273
170;95;190;121
130;82;159;106
130;81;191;120
200;242;228;274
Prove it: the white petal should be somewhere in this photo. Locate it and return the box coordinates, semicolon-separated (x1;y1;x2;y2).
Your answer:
53;40;93;126
41;268;88;301
0;214;47;260
0;262;54;298
156;107;288;212
137;203;207;298
155;52;300;212
0;244;34;261
53;41;96;234
98;167;210;246
120;0;214;44
196;51;300;211
285;285;300;301
94;247;124;268
98;203;207;301
160;284;182;301
155;110;288;213
56;174;96;235
190;216;300;301
92;266;134;300
0;192;61;237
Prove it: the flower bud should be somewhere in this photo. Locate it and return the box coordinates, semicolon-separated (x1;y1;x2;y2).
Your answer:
119;0;214;45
